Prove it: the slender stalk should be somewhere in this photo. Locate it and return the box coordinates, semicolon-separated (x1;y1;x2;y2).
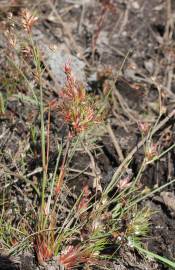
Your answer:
125;178;175;211
45;143;63;218
46;104;51;175
40;80;47;224
29;33;47;227
133;241;175;269
55;135;71;194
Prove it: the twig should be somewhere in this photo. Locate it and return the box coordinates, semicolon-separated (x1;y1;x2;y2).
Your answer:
78;1;86;35
103;43;125;57
113;88;138;123
68;167;94;180
83;142;102;192
117;2;130;37
48;0;89;67
164;0;174;41
108;10;123;40
112;109;129;132
125;70;175;99
106;122;124;162
106;109;175;193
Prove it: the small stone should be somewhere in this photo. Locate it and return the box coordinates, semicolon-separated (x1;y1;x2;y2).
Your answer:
144;59;154;74
132;1;140;9
122;31;127;36
41;45;86;88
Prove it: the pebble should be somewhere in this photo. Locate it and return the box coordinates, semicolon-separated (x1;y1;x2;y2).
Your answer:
144;59;154;74
41;45;86;88
132;1;140;10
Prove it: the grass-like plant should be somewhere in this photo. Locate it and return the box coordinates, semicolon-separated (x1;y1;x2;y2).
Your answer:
1;8;175;270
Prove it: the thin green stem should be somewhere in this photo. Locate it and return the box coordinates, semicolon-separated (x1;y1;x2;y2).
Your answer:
133;241;175;269
29;33;47;228
40;81;47;222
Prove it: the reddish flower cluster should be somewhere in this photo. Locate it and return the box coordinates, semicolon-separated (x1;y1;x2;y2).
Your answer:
117;176;132;190
145;143;158;161
77;184;91;213
58;245;99;269
59;63;100;134
58;245;80;268
35;236;53;265
138;121;150;135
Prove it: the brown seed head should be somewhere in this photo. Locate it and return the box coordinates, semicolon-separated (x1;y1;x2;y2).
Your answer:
21;9;38;33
